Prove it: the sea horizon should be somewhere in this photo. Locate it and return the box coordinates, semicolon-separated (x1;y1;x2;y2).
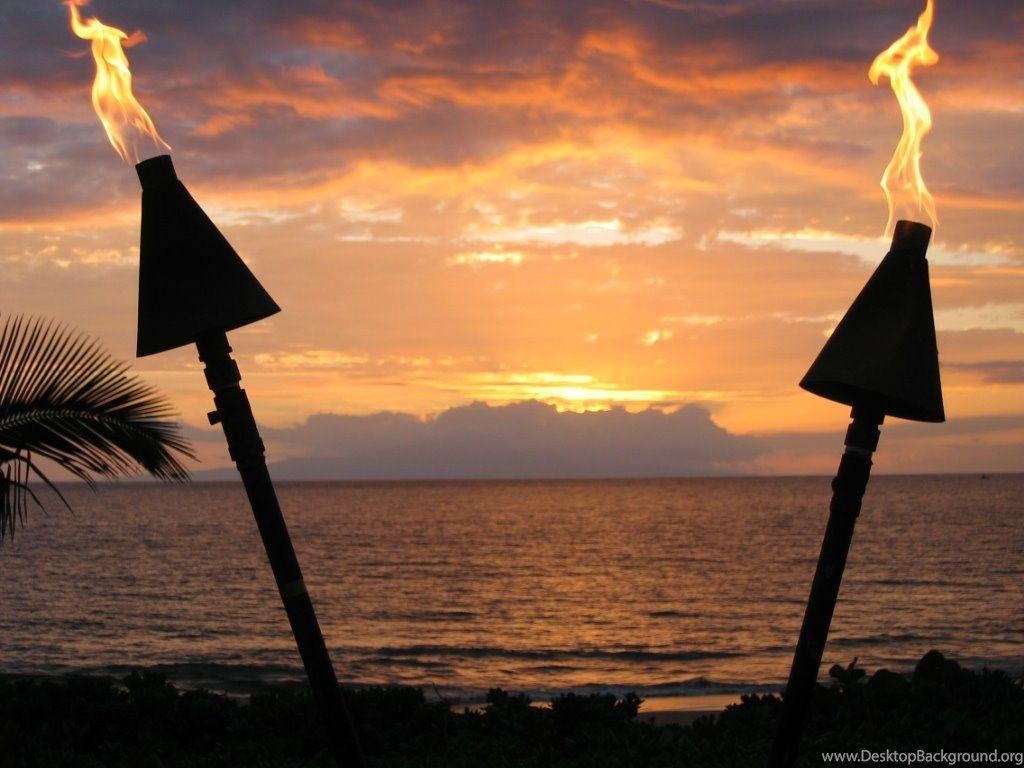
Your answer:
38;469;1024;486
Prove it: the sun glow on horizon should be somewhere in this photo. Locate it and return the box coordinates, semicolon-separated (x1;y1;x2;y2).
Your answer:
457;371;699;412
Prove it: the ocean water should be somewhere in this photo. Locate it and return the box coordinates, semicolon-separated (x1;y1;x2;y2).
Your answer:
0;476;1021;705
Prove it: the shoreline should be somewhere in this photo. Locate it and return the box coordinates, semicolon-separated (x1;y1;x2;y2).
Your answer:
0;667;747;726
0;667;752;715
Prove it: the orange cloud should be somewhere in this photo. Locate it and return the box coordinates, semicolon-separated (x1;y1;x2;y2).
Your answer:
2;0;1022;474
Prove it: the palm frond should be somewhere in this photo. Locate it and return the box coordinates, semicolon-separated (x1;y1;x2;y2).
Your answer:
0;315;195;541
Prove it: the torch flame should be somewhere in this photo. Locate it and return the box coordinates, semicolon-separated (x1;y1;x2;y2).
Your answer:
67;0;169;164
868;0;938;236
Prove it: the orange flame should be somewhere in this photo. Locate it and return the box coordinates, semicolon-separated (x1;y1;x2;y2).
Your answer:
868;0;939;235
67;0;169;164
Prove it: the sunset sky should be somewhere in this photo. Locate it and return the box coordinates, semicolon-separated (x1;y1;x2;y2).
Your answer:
1;0;1022;476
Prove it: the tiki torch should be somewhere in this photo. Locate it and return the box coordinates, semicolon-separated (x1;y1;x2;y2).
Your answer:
135;155;364;768
767;219;944;767
769;2;944;761
66;4;363;763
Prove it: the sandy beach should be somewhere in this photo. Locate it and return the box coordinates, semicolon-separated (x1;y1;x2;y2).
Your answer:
639;693;741;725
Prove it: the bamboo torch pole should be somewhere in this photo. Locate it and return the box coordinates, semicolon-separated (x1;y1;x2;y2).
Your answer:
768;407;881;768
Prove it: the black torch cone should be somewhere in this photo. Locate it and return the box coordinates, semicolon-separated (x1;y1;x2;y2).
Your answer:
135;155;364;768
769;220;944;768
800;220;943;422
136;154;280;357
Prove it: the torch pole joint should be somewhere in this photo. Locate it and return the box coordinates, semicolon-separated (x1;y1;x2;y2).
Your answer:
845;407;882;452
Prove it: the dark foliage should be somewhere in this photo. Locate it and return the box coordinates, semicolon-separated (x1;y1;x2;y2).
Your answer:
0;315;194;540
0;652;1020;767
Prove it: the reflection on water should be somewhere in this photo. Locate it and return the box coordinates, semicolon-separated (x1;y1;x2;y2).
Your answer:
0;476;1021;701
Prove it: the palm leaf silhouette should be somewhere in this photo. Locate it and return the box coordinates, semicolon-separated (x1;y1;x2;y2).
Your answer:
0;314;194;540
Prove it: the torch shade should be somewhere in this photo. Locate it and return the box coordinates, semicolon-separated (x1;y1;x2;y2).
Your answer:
799;220;944;423
135;154;280;357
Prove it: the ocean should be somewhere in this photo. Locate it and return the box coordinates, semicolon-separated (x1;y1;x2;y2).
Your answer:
0;476;1021;707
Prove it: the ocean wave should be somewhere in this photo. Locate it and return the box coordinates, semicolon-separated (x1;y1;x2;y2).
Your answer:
360;645;741;662
829;633;932;647
75;662;307;689
866;578;966;588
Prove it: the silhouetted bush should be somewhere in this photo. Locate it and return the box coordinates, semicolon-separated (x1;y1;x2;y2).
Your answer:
0;651;1020;767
